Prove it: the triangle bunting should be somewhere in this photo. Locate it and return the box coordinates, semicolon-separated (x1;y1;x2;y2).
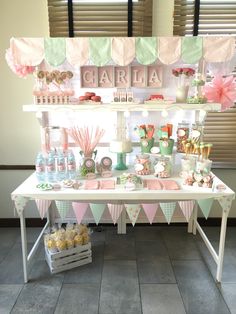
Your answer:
178;200;195;222
72;202;89;224
197;198;214;219
217;195;234;214
141;203;158;224
159;202;176;224
125;204;141;226
55;200;71;219
107;203;123;224
89;203;106;225
35;199;51;219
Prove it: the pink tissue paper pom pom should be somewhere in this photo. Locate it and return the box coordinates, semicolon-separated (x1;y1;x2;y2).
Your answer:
5;49;35;78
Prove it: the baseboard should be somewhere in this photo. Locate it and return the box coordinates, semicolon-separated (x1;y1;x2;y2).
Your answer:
1;218;236;228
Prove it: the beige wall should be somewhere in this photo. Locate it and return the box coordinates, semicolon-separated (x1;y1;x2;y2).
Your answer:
0;0;235;219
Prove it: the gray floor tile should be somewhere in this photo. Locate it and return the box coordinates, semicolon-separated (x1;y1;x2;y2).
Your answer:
136;240;168;260
134;226;162;241
90;226;106;242
100;260;141;314
29;260;64;284
220;284;236;314
0;228;20;248
54;284;99;314
172;260;230;314
104;238;136;260
138;257;176;283
16;227;43;243
0;284;22;314
64;242;104;284
140;284;186;314
105;226;135;241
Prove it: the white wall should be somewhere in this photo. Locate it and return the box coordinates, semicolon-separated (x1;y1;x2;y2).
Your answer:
0;0;235;219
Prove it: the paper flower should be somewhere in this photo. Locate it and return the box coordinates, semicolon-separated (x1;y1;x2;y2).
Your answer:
5;49;35;78
172;68;195;77
203;75;236;111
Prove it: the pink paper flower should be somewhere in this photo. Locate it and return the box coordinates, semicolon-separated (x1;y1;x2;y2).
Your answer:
5;49;35;78
203;75;236;111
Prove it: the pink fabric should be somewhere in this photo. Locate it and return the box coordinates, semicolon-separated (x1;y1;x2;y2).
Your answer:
178;200;195;222
143;179;163;190
84;180;100;190
10;38;44;66
66;38;89;66
107;203;123;224
158;37;181;64
160;180;180;190
35;199;51;219
203;37;235;62
112;37;135;66
100;180;115;190
141;203;158;224
72;202;89;224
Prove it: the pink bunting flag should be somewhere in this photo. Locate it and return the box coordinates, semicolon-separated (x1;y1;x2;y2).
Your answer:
72;202;89;224
107;204;123;224
178;200;195;222
141;203;158;224
35;199;51;219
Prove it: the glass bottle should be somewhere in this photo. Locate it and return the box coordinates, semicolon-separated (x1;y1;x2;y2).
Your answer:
177;121;190;153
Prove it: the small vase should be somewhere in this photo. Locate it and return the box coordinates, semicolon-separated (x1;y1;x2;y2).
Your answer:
176;86;189;103
140;138;154;153
159;139;174;155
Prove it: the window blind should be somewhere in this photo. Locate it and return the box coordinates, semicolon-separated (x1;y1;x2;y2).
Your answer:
48;0;152;37
174;0;236;168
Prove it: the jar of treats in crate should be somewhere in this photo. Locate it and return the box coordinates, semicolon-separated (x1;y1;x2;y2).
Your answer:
154;156;172;178
134;154;152;175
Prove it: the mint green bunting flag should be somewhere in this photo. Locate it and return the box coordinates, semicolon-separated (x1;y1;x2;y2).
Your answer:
181;37;203;64
135;37;158;65
125;204;141;226
159;202;176;224
89;38;111;66
197;198;214;219
55;200;71;219
89;203;106;225
44;38;66;66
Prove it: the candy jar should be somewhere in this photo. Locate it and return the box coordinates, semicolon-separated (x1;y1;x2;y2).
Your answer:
191;122;203;143
154;156;172;178
177;121;190;153
134;154;152;175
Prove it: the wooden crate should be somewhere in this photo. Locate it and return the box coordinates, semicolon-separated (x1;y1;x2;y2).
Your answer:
45;242;92;274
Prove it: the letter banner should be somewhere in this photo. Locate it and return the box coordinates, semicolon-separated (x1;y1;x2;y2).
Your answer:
35;199;51;219
141;203;158;224
197;198;214;219
89;203;106;225
72;202;89;224
11;195;30;216
178;200;195;222
217;195;234;214
107;203;123;225
55;200;71;219
159;202;176;224
125;204;141;226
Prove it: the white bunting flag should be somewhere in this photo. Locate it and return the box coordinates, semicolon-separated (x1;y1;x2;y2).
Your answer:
159;202;176;224
89;203;106;225
12;195;30;216
197;198;214;219
72;202;89;224
55;200;71;219
107;203;123;224
217;195;234;214
141;203;158;224
125;204;141;226
178;200;195;222
35;199;51;219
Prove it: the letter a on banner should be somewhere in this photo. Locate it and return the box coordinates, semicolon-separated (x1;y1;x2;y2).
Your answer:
72;202;89;224
125;204;141;226
35;199;51;219
197;198;214;219
107;203;123;224
141;203;158;224
178;200;195;222
160;202;176;224
89;203;106;225
55;200;71;219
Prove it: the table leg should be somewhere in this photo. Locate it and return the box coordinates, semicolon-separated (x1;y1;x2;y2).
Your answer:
20;210;28;283
216;209;228;283
192;204;198;235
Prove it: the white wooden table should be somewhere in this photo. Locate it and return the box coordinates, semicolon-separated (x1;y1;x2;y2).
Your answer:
12;172;235;283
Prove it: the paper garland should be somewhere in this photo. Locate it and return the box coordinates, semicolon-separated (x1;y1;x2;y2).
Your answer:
89;203;106;225
12;195;30;216
107;204;123;224
217;195;235;214
125;204;141;226
72;202;89;224
35;199;51;219
55;200;71;219
141;203;158;224
197;198;214;219
159;202;176;224
178;200;195;222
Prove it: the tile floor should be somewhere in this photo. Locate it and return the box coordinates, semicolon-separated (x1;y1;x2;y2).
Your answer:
0;225;236;313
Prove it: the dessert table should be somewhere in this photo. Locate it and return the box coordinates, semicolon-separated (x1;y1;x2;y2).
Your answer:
12;172;235;283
